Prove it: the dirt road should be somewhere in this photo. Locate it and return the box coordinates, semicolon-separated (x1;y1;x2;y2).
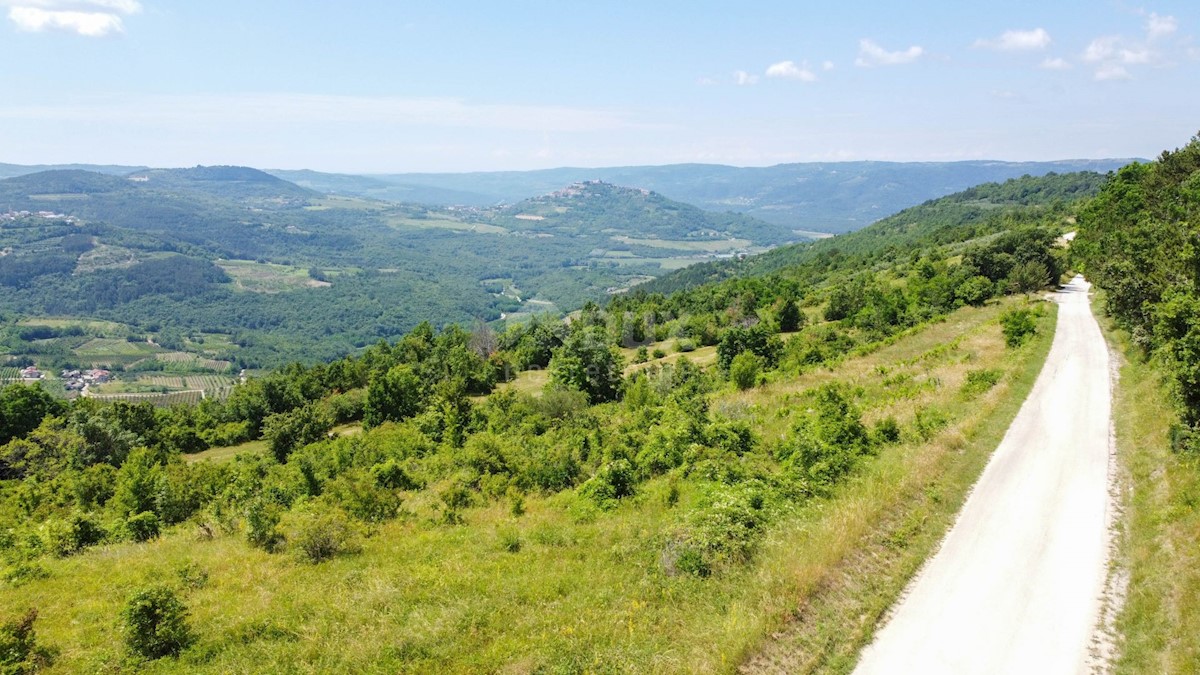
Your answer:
854;276;1114;674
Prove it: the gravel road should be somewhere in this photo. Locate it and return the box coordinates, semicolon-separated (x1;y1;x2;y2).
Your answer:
854;276;1114;674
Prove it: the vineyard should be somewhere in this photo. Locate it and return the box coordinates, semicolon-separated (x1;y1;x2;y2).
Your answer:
89;390;207;407
154;352;233;372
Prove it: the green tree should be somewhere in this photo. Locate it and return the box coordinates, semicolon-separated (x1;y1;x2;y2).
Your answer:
729;351;761;390
262;403;332;462
363;364;423;428
778;297;804;333
549;329;624;403
0;384;64;445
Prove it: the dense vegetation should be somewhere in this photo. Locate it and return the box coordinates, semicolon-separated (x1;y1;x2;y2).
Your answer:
1075;136;1200;436
0;168;1088;670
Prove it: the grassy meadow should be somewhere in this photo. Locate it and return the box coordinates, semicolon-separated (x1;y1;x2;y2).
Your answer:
1096;296;1200;674
0;296;1058;673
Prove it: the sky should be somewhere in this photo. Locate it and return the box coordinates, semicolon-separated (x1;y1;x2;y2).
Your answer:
0;0;1197;173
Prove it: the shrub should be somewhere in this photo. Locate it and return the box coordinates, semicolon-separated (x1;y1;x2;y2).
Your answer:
121;586;192;659
0;608;53;673
506;486;526;517
371;459;419;491
1000;307;1038;347
2;562;49;588
961;368;1003;397
287;508;359;564
913;406;950;441
729;351;761;391
633;346;649;364
579;460;636;508
175;562;208;590
664;486;766;576
125;511;160;543
322;469;401;524
651;348;667;359
676;339;696;353
244;499;284;552
872;416;902;445
42;513;106;557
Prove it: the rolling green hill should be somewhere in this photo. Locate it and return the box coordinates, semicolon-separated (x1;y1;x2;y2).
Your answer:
0;156;1080;672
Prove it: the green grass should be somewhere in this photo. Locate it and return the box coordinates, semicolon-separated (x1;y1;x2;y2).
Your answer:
0;298;1059;673
386;215;507;234
741;298;1058;672
1095;295;1200;674
216;260;332;293
184;439;268;464
610;236;755;252
17;317;129;332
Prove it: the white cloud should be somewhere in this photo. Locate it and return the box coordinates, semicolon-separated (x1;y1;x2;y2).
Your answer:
974;28;1051;51
822;60;834;71
733;70;759;86
1094;63;1131;81
1082;36;1117;62
855;39;924;67
1;0;140;37
1039;57;1072;70
765;60;816;82
1146;12;1177;40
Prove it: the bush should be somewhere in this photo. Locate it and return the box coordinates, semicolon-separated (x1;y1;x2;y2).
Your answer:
0;608;53;673
579;460;636;508
651;348;667;359
125;511;160;543
663;486;766;576
244;499;284;552
1000;307;1038;347
42;513;106;557
633;346;649;364
961;368;1003;397
287;508;359;564
121;586;192;660
729;351;761;391
872;416;902;445
676;339;696;353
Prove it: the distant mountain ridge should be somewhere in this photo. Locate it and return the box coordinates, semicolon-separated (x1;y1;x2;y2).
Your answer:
1;158;1137;234
275;159;1136;233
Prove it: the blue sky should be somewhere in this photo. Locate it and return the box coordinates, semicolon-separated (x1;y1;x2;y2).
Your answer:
0;1;1196;172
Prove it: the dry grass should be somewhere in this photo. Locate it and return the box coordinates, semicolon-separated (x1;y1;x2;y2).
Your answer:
1096;297;1200;674
737;299;1058;673
0;299;1059;673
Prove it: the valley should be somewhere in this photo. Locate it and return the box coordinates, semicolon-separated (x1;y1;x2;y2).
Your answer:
0;141;1197;673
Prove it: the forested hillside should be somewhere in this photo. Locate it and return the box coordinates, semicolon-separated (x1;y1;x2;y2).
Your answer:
0;169;788;371
0;170;1085;672
637;171;1103;296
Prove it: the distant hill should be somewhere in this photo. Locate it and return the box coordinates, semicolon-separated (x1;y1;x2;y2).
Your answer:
0;169;134;196
126;166;316;200
0;162;147;180
364;159;1135;233
636;171;1109;295
488;180;796;244
269;169;498;206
